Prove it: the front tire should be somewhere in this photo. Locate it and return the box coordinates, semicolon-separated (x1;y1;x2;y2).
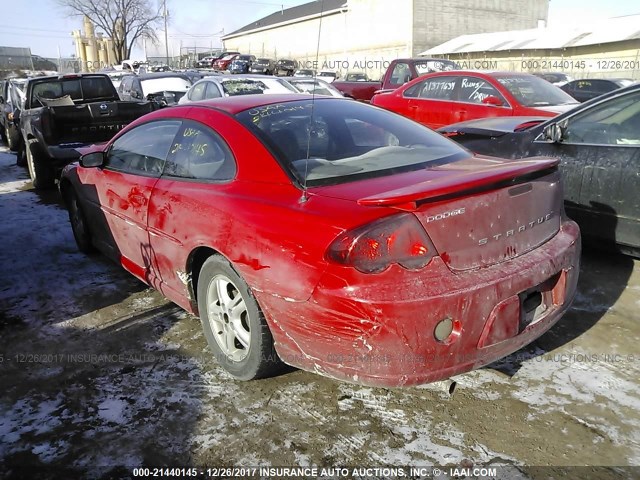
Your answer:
66;188;95;254
26;140;55;189
16;141;26;167
197;255;282;380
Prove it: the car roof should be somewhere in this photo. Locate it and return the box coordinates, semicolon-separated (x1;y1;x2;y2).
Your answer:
568;78;633;83
137;72;191;80
421;70;538;78
188;93;339;114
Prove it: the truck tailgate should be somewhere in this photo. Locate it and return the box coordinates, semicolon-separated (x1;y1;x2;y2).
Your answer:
44;101;156;145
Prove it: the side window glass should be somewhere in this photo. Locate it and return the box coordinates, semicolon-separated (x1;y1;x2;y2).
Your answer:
403;80;423;98
564;91;640;145
345;118;399;147
389;63;410;87
189;82;206;101
106;120;181;175
458;77;505;104
164;122;237;181
204;82;222;99
418;77;457;100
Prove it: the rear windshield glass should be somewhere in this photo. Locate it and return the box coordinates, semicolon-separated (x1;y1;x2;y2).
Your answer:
236;99;468;186
221;79;297;95
31;77;114;105
496;75;578;107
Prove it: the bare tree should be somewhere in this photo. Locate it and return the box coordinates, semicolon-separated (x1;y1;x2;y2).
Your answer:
58;0;163;64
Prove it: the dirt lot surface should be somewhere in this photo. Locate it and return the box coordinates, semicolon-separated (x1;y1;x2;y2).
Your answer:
0;147;639;479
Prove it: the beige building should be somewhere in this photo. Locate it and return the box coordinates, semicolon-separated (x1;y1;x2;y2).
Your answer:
222;0;548;79
423;14;640;80
71;16;118;72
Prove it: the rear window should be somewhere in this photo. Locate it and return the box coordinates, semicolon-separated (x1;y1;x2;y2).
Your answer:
236;99;467;186
496;75;577;107
31;77;114;105
221;79;298;95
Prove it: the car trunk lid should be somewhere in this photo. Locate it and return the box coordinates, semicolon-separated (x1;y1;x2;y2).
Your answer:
313;156;562;271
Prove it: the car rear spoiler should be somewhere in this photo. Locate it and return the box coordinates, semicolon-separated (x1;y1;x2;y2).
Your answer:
357;157;559;208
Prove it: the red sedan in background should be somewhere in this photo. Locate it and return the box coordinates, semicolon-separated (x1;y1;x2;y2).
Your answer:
213;54;239;71
371;71;579;129
60;95;580;387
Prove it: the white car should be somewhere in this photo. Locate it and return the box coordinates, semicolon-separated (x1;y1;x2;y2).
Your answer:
178;75;298;103
317;71;339;83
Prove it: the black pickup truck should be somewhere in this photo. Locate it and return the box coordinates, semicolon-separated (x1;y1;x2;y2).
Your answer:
19;73;156;188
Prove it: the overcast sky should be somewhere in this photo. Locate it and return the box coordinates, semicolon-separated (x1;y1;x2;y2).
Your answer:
0;0;637;59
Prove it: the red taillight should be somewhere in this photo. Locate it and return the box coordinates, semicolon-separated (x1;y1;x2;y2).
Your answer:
327;213;437;274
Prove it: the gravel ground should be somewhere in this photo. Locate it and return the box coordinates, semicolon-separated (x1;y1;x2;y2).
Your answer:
0;146;638;479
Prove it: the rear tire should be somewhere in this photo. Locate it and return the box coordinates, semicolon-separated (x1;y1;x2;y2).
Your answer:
66;188;95;254
6;125;19;152
26;140;55;189
197;255;283;380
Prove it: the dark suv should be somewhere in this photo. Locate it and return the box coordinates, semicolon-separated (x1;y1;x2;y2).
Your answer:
229;55;256;74
249;58;276;75
275;59;298;76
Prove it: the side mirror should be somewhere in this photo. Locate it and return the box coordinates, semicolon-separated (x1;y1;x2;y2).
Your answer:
482;95;504;107
80;151;105;168
543;122;566;143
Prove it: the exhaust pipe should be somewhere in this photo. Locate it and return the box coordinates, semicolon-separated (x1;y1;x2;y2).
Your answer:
426;379;457;397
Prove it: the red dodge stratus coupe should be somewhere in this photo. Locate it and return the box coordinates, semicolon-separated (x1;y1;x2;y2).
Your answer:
60;94;580;387
371;71;579;130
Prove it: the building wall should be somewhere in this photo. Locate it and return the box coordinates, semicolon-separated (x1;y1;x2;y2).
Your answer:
223;0;549;78
412;0;549;56
441;40;640;80
223;1;413;80
0;46;33;70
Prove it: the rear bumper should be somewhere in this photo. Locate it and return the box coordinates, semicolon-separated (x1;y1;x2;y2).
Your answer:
260;220;581;387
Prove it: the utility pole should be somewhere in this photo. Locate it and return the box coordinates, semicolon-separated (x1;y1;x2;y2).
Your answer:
163;0;169;65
